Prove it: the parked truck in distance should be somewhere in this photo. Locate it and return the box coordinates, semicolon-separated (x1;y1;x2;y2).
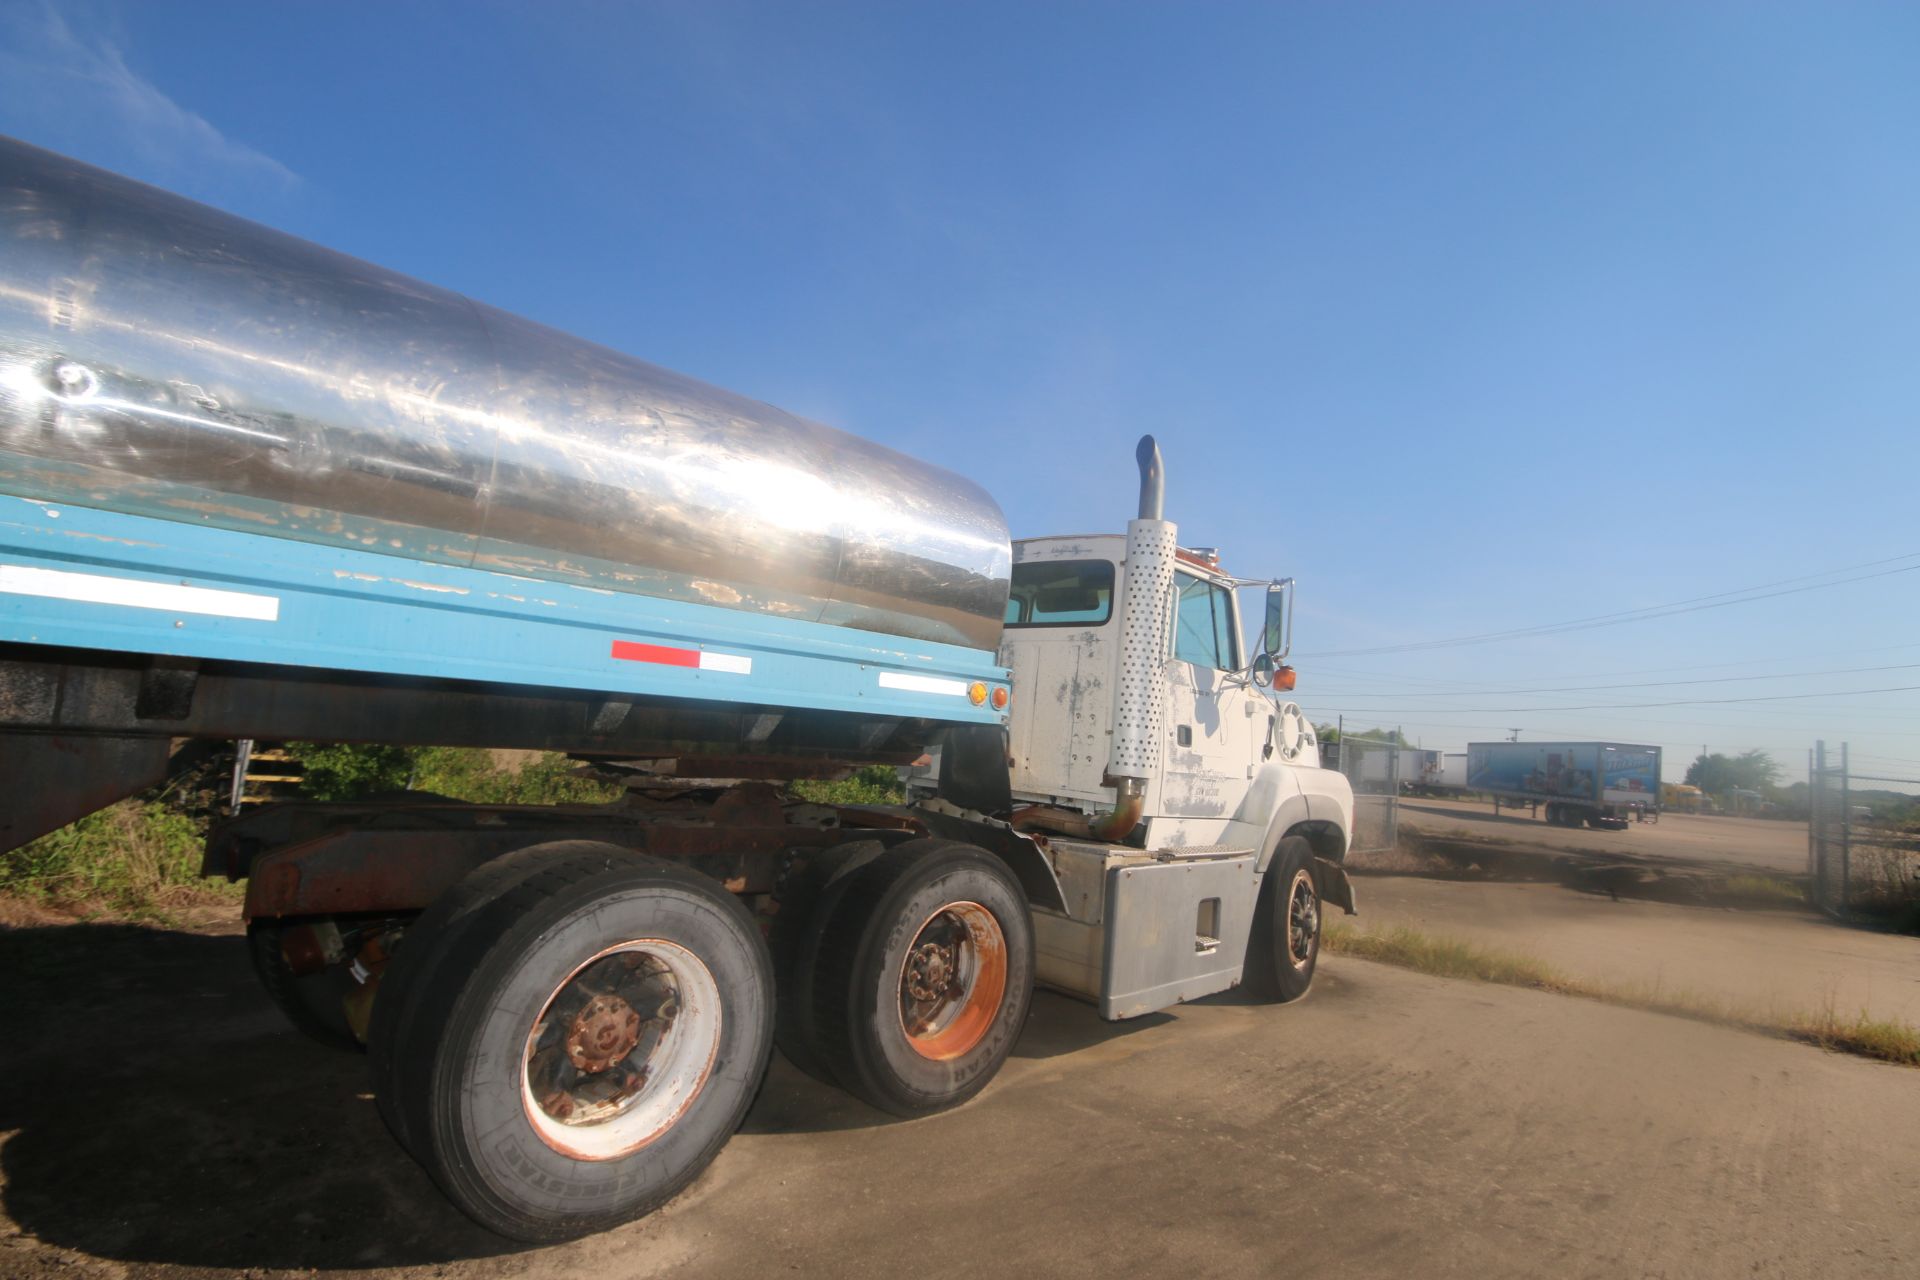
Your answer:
0;138;1355;1243
1466;741;1661;829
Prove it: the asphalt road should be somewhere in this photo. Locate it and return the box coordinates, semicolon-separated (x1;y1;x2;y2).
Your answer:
4;917;1916;1279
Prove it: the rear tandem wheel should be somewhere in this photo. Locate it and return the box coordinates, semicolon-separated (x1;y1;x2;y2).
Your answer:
808;838;1036;1117
366;843;774;1241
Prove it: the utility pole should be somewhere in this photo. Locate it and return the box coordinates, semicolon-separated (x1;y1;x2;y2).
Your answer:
1507;728;1521;742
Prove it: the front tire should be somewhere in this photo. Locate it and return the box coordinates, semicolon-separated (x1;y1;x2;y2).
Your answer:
1241;835;1322;1003
811;839;1034;1117
371;845;773;1241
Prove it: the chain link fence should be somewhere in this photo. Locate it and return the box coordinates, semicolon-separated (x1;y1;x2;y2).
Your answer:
1335;736;1400;854
1809;740;1849;913
1809;739;1920;921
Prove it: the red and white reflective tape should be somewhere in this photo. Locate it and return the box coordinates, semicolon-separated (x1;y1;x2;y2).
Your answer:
610;640;752;675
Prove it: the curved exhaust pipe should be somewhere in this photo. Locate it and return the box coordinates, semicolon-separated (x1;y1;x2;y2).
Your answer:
1135;435;1164;521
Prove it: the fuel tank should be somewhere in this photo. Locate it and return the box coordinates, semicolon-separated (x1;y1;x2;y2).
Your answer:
0;136;1011;651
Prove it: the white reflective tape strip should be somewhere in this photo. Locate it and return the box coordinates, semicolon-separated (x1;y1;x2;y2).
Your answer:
697;651;753;675
0;563;280;621
878;671;969;697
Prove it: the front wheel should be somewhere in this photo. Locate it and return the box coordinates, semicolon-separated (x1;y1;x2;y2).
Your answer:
1241;835;1322;1003
811;839;1034;1117
371;845;773;1241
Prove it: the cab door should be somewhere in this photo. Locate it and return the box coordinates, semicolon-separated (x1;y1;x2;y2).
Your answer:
1157;569;1262;837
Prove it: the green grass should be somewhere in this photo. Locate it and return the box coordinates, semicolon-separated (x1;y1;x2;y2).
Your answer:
1323;923;1569;990
0;801;242;918
1717;874;1808;906
3;747;621;921
291;743;622;804
1789;1008;1920;1067
1323;921;1920;1070
789;764;906;807
408;747;623;804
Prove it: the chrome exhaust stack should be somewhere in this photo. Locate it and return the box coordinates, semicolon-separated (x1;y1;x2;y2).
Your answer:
1097;435;1176;841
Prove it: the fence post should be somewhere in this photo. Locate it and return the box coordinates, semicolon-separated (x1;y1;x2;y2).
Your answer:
1840;741;1851;911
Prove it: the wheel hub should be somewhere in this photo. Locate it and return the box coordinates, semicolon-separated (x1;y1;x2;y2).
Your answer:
896;902;1008;1062
565;992;644;1074
522;940;722;1161
1288;873;1319;968
906;940;959;1002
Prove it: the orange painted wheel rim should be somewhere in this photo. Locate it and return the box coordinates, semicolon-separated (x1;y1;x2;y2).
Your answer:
896;901;1007;1062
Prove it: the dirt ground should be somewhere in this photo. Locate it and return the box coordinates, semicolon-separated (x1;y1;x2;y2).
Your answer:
4;909;1918;1279
1402;798;1811;876
1350;874;1920;1024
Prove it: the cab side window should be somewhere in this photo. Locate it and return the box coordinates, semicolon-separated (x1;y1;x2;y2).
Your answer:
1173;571;1237;671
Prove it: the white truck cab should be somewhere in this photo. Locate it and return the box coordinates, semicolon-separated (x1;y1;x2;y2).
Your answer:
970;438;1356;1017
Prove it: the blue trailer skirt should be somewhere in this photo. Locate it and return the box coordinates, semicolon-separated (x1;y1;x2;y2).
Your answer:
0;494;1010;727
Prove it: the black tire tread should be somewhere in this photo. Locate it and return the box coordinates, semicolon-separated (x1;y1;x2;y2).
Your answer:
770;839;885;1087
811;838;1031;1117
247;922;362;1052
365;843;585;1162
1241;835;1321;1004
386;843;772;1242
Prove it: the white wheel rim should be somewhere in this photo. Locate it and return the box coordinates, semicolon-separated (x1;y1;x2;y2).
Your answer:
519;939;723;1162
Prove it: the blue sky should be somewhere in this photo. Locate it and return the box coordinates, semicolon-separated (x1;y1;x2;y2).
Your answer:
4;0;1916;786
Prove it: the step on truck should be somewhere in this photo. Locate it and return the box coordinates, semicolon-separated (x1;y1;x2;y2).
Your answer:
0;137;1356;1242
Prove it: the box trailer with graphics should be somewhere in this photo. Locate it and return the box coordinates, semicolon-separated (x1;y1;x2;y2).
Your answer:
1465;741;1660;829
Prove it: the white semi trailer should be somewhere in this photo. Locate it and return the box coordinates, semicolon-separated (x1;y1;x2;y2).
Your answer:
0;138;1356;1241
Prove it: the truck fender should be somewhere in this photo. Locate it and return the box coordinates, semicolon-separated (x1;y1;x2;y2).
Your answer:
1244;763;1357;916
1238;762;1353;875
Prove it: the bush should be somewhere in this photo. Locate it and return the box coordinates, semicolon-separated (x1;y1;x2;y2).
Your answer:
290;742;420;799
290;743;622;805
0;800;232;914
790;764;905;807
410;747;622;805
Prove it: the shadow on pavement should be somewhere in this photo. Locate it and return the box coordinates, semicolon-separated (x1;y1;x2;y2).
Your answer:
1;921;527;1270
1;919;1177;1269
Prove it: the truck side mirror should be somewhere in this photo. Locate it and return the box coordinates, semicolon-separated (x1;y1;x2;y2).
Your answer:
1262;580;1293;660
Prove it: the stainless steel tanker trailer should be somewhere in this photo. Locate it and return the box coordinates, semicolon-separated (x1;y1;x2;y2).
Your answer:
0;136;1356;1241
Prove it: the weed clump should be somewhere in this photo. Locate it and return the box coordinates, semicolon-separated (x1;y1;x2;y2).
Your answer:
0;801;240;917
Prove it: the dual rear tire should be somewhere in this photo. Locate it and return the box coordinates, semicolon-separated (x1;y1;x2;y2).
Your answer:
367;844;774;1242
797;838;1035;1116
367;837;1034;1240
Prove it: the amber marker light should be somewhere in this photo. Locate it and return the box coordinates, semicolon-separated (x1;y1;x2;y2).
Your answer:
1276;665;1297;692
991;686;1009;710
968;681;989;705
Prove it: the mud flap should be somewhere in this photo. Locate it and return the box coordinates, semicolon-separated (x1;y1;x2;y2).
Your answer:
1315;857;1357;915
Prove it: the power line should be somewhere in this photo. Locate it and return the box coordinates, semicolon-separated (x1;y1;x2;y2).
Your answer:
1303;682;1920;714
1297;552;1920;659
1308;640;1920;688
1314;661;1920;700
